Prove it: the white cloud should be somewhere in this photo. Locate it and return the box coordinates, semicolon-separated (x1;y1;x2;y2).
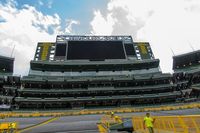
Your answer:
90;10;116;35
0;1;78;75
65;19;80;34
90;0;200;73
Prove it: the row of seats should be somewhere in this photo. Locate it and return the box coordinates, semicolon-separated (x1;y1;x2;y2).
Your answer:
15;91;181;102
22;73;171;82
22;77;172;89
19;83;175;92
18;87;175;98
0;76;20;85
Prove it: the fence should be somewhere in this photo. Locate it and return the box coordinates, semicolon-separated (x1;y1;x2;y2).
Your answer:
133;115;200;133
0;102;200;119
98;114;200;133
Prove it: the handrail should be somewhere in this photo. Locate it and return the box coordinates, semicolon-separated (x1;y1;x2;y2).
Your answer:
132;115;200;133
98;114;200;133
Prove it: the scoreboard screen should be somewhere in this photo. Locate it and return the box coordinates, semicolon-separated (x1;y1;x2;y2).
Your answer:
67;41;126;60
55;43;67;57
124;43;136;56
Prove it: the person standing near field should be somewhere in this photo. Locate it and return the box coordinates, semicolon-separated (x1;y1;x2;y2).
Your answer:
143;113;155;133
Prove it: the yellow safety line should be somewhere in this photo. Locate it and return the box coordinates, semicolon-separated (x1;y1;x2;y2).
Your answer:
19;117;59;133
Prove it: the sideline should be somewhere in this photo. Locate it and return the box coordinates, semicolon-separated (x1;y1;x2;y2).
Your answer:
19;117;59;133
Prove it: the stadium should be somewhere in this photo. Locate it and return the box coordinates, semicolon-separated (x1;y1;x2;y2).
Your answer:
0;35;200;132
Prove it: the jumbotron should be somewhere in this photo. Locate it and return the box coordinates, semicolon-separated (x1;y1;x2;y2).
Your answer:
0;35;200;110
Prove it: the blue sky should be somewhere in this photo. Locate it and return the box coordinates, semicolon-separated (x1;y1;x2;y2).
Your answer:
8;0;108;34
0;0;200;75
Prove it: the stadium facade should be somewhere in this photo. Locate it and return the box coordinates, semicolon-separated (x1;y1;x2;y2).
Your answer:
0;35;200;110
0;55;20;109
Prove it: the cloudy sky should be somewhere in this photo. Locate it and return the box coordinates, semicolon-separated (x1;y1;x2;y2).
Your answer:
0;0;200;75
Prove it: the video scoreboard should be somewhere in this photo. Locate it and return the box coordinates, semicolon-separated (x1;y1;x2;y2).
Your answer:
34;36;155;61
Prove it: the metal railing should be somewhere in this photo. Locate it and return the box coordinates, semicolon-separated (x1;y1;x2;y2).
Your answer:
0;102;200;119
133;115;200;133
98;114;200;133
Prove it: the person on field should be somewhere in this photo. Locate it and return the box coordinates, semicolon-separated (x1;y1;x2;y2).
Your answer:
110;111;114;118
143;113;155;133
